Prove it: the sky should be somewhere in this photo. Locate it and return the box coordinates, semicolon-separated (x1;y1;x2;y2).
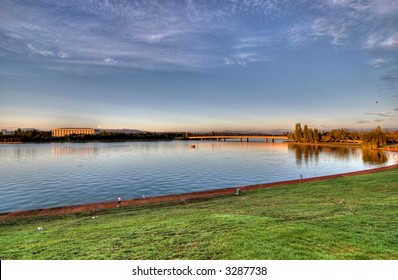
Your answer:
0;0;397;132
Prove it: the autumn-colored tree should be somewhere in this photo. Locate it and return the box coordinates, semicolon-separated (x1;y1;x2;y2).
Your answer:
361;126;387;150
294;123;303;142
313;128;320;143
303;125;309;142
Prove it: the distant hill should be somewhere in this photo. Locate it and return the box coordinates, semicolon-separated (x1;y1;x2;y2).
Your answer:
97;129;146;134
1;128;40;133
21;128;41;131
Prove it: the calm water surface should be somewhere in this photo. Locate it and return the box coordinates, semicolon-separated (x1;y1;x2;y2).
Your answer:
0;141;397;212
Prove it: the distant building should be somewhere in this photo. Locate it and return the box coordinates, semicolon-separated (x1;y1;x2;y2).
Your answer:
1;129;15;135
52;128;95;137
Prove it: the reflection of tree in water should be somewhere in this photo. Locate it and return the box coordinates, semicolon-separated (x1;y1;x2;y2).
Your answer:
321;146;351;160
362;150;388;164
289;144;320;166
288;144;352;167
289;144;389;166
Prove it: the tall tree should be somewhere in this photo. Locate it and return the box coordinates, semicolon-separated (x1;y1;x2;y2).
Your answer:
303;125;310;143
294;123;303;142
313;128;320;143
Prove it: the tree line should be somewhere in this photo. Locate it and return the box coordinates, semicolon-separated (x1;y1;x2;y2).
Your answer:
0;129;53;142
288;123;397;150
0;129;184;143
2;126;397;149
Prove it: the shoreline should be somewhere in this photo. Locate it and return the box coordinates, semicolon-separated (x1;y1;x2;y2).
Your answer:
1;163;397;221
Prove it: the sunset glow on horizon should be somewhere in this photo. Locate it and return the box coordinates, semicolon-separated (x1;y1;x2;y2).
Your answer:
1;0;397;132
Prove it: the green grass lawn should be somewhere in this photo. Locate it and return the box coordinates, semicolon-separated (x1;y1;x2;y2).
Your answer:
1;169;398;260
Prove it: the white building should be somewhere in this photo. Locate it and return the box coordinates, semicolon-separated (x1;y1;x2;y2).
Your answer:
1;129;15;135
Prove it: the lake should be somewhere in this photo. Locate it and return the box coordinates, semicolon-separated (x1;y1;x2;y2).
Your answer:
0;141;397;213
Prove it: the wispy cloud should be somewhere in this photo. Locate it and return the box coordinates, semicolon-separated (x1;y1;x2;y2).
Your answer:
234;37;275;50
366;33;398;50
57;51;70;59
27;43;54;57
365;112;395;117
0;0;397;73
224;36;274;67
378;70;398;90
361;109;398;127
311;18;348;45
380;35;398;49
370;58;389;68
104;57;117;65
372;0;398;18
224;51;269;67
0;0;230;71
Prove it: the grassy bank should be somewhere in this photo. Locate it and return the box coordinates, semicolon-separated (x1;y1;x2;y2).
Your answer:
1;169;398;260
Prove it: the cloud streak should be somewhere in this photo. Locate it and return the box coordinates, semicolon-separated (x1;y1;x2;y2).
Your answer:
311;18;348;45
370;58;389;68
365;112;395;117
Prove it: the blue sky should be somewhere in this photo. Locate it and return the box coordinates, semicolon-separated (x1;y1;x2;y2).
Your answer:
1;0;397;132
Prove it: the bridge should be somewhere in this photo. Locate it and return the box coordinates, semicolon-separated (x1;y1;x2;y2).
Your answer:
187;135;289;142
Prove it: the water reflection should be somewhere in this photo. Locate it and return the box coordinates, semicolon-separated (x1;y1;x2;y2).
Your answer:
288;144;320;166
1;141;396;213
288;144;362;166
4;145;51;163
362;150;388;164
51;146;97;158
